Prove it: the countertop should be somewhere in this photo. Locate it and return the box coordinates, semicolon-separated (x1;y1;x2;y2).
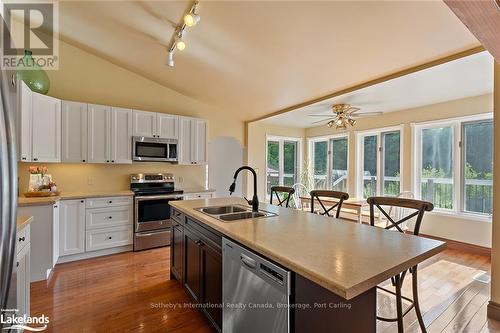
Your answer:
18;190;134;206
16;215;33;231
170;197;446;300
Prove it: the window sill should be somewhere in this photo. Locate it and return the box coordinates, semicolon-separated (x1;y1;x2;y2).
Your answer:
428;210;492;223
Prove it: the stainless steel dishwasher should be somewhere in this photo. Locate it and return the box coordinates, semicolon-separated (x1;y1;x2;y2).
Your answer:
222;238;290;333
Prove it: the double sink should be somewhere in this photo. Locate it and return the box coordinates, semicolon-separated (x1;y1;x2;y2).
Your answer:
197;205;277;222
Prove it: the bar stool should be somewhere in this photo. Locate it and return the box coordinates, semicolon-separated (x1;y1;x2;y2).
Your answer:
367;196;434;333
270;186;295;208
309;190;349;218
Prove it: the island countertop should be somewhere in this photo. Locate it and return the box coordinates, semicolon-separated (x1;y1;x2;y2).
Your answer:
170;197;446;300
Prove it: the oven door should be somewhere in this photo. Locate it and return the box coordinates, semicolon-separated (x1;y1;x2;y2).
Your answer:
134;195;183;232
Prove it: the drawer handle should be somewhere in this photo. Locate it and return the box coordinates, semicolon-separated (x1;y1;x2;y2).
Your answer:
108;236;113;240
16;261;19;267
108;201;113;204
18;236;25;242
196;240;205;246
33;158;38;161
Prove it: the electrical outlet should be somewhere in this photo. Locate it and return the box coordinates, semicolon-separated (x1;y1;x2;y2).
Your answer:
87;177;94;185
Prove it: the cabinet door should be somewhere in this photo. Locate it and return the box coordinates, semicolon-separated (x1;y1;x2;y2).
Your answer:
87;104;111;163
62;101;88;163
110;107;132;164
156;113;178;139
132;110;156;137
183;228;201;301
200;242;222;330
59;200;85;256
52;203;60;267
179;117;193;164
171;224;184;281
16;243;30;319
193;119;207;164
31;93;61;162
17;81;32;162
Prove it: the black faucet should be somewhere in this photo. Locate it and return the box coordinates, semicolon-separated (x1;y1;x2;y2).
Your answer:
229;166;259;212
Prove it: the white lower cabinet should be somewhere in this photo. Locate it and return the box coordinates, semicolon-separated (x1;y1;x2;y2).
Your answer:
86;226;133;252
17;224;31;320
59;200;86;256
59;196;133;262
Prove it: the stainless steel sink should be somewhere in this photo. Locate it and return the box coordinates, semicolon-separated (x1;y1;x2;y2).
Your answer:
201;205;246;215
196;204;277;222
219;212;266;221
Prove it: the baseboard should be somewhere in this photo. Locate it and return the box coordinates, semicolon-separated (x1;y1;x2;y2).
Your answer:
56;245;133;264
417;233;491;257
488;301;500;320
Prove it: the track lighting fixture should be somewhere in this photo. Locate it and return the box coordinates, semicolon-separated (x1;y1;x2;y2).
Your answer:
166;1;200;68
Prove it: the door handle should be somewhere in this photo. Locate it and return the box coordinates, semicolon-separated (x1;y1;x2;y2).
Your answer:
240;254;257;269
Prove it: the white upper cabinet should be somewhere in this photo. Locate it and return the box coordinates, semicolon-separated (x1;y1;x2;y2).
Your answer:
87;104;110;163
193;119;207;164
132;110;156;137
62;101;88;163
31;92;61;163
133;110;178;139
17;81;32;162
179;116;207;165
110;107;132;164
59;199;85;256
157;113;178;139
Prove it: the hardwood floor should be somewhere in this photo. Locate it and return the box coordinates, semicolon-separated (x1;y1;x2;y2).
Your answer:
31;248;500;332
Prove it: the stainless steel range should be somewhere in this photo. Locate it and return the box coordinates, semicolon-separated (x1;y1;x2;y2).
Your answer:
130;173;183;251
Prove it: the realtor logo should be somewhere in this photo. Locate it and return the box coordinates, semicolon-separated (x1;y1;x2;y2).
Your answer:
1;0;59;69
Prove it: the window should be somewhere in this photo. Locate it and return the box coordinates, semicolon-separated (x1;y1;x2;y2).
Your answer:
309;135;348;192
357;126;403;199
413;114;493;216
266;136;302;195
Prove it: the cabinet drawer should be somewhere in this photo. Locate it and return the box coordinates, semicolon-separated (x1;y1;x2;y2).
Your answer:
171;208;185;225
86;207;132;230
85;196;132;209
185;217;222;250
16;224;30;254
184;193;213;200
86;226;132;252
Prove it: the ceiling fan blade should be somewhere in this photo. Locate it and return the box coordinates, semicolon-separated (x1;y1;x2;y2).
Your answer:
311;118;333;124
351;112;384;118
308;114;334;117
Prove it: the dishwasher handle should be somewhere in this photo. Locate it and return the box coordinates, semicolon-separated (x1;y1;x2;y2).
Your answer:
240;254;257;269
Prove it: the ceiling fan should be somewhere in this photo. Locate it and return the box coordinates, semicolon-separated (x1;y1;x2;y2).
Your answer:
308;103;383;129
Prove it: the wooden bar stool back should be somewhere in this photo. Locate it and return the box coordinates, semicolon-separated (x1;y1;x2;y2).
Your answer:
270;186;295;208
367;196;434;333
309;190;349;218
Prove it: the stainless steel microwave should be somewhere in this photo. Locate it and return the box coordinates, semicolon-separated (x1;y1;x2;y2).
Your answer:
132;136;178;162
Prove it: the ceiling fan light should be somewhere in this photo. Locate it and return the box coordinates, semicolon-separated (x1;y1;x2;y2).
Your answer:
348;118;356;126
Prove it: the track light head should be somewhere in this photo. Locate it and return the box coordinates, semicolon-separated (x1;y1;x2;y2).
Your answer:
166;51;174;67
184;12;200;27
175;35;186;51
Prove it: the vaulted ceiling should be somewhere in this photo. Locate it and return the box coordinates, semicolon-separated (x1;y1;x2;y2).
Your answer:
57;1;479;121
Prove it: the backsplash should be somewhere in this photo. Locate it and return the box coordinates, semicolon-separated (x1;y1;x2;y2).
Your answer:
17;162;207;194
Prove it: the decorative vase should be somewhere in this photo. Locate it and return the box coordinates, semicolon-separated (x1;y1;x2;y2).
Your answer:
16;50;50;94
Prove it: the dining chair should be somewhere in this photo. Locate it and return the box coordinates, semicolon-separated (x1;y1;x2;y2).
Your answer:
309;190;349;218
270;186;295;208
367;196;434;333
386;191;415;229
291;183;309;210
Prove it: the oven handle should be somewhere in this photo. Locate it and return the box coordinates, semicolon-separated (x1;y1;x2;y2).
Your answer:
135;195;184;201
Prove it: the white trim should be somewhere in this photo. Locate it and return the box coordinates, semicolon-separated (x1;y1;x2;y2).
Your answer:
355;124;404;198
412;113;493;219
265;134;303;195
307;133;349;191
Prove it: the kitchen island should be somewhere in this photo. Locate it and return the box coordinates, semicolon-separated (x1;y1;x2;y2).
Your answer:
170;197;446;332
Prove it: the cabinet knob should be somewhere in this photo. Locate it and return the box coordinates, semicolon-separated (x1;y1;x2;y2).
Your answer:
108;201;112;204
16;261;19;267
108;216;113;219
33;158;38;161
106;160;110;163
81;200;84;203
82;159;86;162
54;205;58;208
111;160;115;163
22;157;26;160
18;236;25;242
108;236;112;240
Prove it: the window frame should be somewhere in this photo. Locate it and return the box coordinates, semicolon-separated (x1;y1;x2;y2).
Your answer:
265;135;303;196
355;125;404;199
307;133;350;191
411;113;493;220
